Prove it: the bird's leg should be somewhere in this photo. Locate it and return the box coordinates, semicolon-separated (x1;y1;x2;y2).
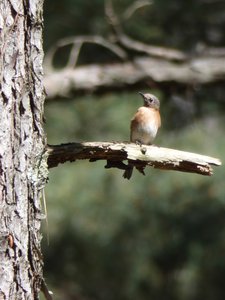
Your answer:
136;142;147;172
135;141;147;154
135;140;142;146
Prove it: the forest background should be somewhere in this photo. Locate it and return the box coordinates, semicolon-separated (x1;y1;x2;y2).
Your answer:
42;1;225;299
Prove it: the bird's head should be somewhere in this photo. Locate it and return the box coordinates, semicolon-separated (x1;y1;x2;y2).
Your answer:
139;92;160;110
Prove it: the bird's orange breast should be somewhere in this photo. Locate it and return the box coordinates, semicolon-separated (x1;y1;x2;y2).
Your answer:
130;107;161;144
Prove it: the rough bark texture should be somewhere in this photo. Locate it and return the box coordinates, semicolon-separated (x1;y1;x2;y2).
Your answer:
0;1;47;299
47;142;221;176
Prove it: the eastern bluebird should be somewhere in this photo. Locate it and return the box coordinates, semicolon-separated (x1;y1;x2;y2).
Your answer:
123;92;161;179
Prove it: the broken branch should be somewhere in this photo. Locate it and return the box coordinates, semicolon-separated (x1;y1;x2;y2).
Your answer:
47;142;221;177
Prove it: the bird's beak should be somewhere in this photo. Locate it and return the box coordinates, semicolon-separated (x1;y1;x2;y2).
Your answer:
138;92;145;98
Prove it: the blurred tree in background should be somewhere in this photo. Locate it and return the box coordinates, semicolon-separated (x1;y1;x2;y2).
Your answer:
42;1;225;299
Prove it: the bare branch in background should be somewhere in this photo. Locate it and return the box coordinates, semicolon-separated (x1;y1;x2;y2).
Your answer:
105;0;186;61
44;35;127;73
66;41;83;69
44;0;225;99
44;55;225;98
122;0;153;20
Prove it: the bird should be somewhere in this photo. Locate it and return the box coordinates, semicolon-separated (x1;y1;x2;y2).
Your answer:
123;92;161;179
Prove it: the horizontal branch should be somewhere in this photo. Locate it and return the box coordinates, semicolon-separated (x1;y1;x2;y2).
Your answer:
47;142;221;177
44;55;225;99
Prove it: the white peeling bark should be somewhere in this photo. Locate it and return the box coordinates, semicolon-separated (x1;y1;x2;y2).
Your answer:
47;142;221;176
0;0;47;299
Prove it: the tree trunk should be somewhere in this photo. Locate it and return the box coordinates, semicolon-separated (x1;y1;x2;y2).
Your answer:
0;1;46;299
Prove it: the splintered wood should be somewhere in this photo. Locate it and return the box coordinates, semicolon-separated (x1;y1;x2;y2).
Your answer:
47;142;221;176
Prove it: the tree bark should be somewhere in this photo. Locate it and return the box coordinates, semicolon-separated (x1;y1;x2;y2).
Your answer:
0;1;47;299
